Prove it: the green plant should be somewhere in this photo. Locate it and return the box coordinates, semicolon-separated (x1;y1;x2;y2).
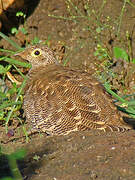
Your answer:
31;36;40;45
113;46;135;64
48;0;135;64
11;11;27;36
33;154;40;161
0;147;26;180
0;32;30;132
48;0;110;43
104;82;135;118
93;42;135;118
116;0;135;36
94;43;111;60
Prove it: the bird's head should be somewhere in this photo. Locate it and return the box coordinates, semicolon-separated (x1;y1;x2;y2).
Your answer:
15;44;58;68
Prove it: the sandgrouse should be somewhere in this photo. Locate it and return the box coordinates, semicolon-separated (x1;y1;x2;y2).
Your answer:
16;44;131;136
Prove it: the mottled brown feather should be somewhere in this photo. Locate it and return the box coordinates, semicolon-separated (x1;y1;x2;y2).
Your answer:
16;44;131;135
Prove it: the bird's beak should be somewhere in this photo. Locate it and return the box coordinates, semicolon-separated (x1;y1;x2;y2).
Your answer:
14;52;21;56
14;50;27;61
14;51;30;65
14;50;24;57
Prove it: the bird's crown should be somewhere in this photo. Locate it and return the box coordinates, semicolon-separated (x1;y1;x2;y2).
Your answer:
16;44;58;67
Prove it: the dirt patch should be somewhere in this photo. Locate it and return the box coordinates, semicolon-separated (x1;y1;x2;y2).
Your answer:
1;130;135;180
0;0;135;179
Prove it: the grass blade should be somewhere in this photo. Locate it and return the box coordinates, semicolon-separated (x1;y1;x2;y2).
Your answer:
0;32;21;50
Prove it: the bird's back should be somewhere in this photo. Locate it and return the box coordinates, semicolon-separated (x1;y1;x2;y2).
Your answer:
23;64;131;135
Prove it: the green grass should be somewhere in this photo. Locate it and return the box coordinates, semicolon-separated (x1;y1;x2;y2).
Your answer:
0;32;30;133
0;32;29;179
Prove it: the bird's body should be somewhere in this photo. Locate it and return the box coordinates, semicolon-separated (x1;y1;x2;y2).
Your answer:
17;44;131;135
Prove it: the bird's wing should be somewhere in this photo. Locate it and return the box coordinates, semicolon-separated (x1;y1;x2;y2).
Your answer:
24;67;127;135
52;70;117;131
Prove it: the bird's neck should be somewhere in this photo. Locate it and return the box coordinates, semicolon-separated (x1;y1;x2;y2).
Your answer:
27;63;60;79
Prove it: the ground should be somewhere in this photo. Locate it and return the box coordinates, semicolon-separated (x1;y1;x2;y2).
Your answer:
0;0;135;179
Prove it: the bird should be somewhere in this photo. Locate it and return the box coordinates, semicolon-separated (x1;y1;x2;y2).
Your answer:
16;44;132;136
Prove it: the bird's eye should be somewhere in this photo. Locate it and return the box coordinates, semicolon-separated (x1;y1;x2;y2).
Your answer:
34;50;40;55
31;48;42;57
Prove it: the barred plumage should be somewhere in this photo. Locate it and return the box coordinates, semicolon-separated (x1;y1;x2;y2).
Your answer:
16;44;131;135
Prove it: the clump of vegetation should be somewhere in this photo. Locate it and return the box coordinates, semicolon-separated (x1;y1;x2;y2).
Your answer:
0;146;26;180
11;11;27;36
0;31;31;132
48;0;135;118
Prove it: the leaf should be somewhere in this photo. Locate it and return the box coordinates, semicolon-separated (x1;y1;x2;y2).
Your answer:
20;27;28;35
96;27;101;33
113;47;129;62
0;65;7;74
11;27;18;35
3;57;31;68
31;37;40;45
132;58;135;64
9;148;26;160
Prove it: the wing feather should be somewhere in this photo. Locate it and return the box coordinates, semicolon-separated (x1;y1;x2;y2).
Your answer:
24;65;128;134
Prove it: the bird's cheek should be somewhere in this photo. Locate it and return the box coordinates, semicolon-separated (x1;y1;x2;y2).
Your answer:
27;55;33;62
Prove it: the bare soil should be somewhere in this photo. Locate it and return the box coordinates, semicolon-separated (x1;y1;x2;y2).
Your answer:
0;0;135;179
